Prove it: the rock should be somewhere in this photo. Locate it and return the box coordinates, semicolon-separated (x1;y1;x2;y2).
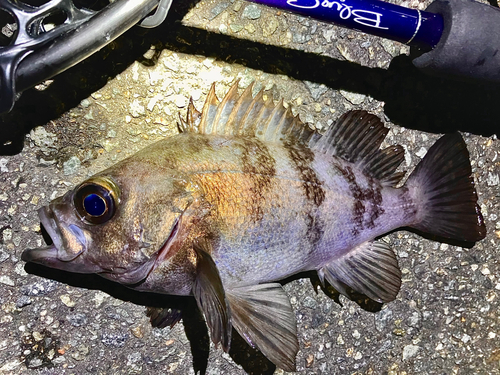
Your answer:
402;345;420;360
375;308;393;332
66;313;88;327
340;90;366;105
0;159;8;173
242;4;261;19
302;296;318;309
16;296;32;308
209;2;230;20
29;127;57;153
63;156;81;176
304;81;329;101
129;99;146;118
101;331;129;348
0;275;15;286
21;279;59;296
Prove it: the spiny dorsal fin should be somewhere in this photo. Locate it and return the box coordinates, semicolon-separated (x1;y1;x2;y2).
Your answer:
309;110;405;186
181;84;404;185
181;81;317;144
179;98;202;133
199;84;221;135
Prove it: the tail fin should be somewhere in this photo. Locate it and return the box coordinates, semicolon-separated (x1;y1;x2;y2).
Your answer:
406;133;486;243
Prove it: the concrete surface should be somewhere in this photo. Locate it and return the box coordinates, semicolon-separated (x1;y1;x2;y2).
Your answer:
0;0;499;374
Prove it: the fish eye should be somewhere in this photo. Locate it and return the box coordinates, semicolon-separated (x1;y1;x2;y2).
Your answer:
74;177;120;225
83;193;106;217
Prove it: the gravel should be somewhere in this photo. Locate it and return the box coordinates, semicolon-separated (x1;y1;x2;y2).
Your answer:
0;0;498;374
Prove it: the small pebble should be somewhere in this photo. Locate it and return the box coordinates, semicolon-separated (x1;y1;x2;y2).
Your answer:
402;344;420;360
63;156;81;176
242;4;261;19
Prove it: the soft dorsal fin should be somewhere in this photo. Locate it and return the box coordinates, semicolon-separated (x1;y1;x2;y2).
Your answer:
309;110;405;186
179;81;317;144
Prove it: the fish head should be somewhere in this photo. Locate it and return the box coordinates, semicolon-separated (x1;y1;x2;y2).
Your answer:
22;168;194;286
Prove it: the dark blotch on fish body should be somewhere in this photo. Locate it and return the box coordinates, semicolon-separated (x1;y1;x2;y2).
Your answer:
240;138;277;222
284;142;325;207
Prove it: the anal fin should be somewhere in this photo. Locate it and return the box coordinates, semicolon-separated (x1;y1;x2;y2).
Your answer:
192;239;232;352
318;241;401;303
226;283;299;372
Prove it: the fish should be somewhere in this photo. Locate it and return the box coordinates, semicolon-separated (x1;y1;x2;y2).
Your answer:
22;81;486;371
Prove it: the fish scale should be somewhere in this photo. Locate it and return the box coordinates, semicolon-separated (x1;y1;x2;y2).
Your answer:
167;133;398;285
22;81;486;371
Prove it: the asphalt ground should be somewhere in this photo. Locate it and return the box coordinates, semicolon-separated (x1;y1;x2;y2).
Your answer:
0;0;498;374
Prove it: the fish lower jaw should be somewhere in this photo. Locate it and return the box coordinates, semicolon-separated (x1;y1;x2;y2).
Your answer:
21;244;58;264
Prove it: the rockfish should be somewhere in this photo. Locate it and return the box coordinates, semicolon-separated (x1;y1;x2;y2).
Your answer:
22;82;486;370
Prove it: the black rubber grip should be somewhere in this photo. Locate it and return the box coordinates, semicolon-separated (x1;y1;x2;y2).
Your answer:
412;0;500;84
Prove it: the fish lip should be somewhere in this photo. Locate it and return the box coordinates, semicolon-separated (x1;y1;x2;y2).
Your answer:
21;206;64;264
37;206;64;253
21;206;86;265
21;243;58;263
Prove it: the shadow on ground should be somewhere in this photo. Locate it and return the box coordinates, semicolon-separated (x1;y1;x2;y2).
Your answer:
25;262;278;375
1;0;498;155
25;259;387;374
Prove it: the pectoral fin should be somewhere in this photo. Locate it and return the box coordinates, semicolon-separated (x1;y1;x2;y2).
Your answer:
226;283;299;372
318;240;401;303
192;239;231;352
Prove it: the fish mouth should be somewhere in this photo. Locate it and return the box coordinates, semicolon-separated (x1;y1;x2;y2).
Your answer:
22;207;62;264
21;206;94;272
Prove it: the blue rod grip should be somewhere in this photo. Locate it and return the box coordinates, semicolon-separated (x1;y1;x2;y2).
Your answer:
248;0;444;50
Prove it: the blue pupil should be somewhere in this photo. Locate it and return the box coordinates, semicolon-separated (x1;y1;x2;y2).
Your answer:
83;194;106;217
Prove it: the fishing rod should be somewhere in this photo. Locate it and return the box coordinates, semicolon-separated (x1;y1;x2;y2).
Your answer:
250;0;444;51
248;0;500;83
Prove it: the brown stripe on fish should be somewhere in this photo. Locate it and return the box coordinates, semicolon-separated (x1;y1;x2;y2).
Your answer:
305;212;325;252
334;164;385;234
365;177;384;229
284;142;326;207
239;138;277;222
335;164;365;235
399;186;418;217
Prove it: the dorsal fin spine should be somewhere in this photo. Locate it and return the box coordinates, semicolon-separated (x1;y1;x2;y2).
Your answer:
226;83;254;136
255;97;275;138
212;82;239;135
198;84;219;134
